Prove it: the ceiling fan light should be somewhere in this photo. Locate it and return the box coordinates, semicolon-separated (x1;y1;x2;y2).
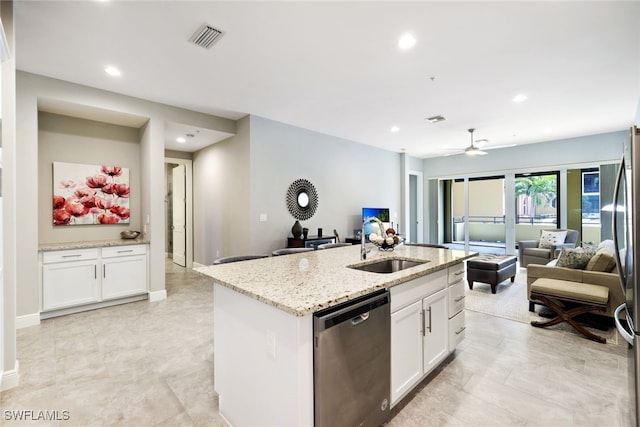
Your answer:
465;145;487;156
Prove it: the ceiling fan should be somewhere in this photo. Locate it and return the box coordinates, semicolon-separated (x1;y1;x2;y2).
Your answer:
464;128;487;156
438;128;488;157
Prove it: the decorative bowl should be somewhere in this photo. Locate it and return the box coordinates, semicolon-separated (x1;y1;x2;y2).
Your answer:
120;230;141;239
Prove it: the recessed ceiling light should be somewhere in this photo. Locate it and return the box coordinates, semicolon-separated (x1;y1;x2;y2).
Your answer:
513;94;528;103
176;137;186;143
390;126;400;133
398;33;416;49
104;66;121;77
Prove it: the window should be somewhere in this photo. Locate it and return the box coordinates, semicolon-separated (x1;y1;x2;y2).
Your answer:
515;172;558;225
582;170;600;224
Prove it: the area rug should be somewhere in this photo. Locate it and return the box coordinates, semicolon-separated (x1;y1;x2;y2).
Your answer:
464;267;620;345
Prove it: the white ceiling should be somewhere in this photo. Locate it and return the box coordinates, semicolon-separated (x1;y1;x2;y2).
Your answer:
14;1;640;157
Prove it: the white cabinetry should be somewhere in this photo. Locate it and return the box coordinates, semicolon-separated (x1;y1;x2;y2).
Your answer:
101;245;147;300
422;288;448;373
390;300;423;402
447;262;466;351
42;248;100;311
390;267;449;405
41;244;148;315
390;262;466;406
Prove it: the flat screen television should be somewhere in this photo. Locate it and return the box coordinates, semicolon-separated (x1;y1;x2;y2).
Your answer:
362;207;390;239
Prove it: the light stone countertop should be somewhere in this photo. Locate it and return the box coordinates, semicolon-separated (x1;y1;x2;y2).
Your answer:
195;244;478;317
39;238;149;251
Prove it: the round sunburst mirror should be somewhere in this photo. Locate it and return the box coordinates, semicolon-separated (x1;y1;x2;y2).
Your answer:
286;178;318;221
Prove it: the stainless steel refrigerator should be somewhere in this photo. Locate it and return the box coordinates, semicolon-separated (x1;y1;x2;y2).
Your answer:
613;126;640;427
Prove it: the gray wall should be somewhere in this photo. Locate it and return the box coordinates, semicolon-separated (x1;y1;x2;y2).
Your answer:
192;116;251;264
248;116;402;256
191;115;403;263
38;112;142;243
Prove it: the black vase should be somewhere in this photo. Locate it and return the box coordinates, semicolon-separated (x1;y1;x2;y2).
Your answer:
292;220;303;238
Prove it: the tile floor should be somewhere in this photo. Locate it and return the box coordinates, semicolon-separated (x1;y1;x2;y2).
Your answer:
0;260;632;426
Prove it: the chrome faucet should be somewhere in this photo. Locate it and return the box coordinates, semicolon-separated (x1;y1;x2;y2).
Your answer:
361;216;386;260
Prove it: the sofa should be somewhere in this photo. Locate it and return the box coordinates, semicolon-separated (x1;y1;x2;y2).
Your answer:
526;240;624;319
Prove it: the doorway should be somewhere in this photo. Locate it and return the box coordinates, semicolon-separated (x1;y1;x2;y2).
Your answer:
164;157;193;268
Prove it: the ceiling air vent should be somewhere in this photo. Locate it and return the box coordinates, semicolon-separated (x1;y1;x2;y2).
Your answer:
189;24;225;49
426;115;446;123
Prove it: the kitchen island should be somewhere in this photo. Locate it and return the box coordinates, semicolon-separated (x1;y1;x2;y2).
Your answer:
196;244;477;426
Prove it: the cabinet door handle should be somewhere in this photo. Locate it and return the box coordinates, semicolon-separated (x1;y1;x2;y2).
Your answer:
426;307;432;333
454;270;465;276
62;254;82;258
454;295;465;303
455;326;466;335
103;265;106;278
94;265;97;279
421;309;425;336
117;249;134;254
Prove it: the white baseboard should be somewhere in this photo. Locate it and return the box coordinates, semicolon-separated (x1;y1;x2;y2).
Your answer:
148;290;167;302
192;261;206;269
16;313;40;329
1;361;20;391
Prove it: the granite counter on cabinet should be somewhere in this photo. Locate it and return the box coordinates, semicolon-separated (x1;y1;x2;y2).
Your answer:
39;237;149;252
196;245;477;427
195;244;476;316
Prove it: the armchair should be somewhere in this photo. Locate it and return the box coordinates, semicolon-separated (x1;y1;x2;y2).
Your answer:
518;229;579;267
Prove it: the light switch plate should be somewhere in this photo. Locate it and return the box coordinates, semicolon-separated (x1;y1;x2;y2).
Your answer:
259;213;268;222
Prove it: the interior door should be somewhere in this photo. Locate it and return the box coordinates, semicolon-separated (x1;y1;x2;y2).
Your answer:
172;164;186;267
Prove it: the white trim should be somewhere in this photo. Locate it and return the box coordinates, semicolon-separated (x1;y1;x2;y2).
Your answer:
15;313;40;329
1;360;19;391
407;170;424;243
192;261;206;269
148;289;167;302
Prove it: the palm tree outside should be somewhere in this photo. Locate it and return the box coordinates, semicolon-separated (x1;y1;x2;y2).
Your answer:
515;175;557;224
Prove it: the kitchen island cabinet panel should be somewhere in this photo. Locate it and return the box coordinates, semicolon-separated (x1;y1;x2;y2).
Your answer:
390;300;423;403
214;284;313;427
422;288;449;374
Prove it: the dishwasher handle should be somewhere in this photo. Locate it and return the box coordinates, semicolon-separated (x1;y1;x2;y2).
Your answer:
314;290;389;332
351;312;370;326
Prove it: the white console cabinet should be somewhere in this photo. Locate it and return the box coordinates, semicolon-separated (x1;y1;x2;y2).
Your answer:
389;263;465;406
42;248;100;311
101;245;147;300
41;243;148;316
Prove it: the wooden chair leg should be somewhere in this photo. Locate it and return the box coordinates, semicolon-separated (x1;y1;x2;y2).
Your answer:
530;294;607;344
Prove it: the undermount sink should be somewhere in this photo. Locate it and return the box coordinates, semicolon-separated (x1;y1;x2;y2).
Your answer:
348;258;428;274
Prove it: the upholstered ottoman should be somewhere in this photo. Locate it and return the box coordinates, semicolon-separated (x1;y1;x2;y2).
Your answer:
467;254;517;294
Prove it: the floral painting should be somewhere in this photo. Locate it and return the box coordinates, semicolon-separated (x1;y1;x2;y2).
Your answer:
53;162;130;226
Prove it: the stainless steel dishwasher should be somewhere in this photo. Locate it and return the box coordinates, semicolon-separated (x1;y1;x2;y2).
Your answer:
313;289;391;427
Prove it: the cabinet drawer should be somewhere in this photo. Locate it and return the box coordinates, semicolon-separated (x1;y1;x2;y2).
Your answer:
449;310;466;350
448;280;465;318
102;244;147;258
43;248;98;264
390;269;447;312
447;263;465;285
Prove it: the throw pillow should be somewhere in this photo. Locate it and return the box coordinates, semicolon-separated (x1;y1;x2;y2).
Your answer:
556;247;595;270
539;230;568;249
586;251;617;272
